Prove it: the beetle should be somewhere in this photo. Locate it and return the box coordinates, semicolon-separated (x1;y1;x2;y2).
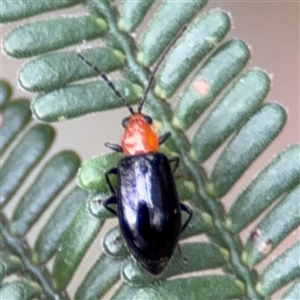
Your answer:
77;26;193;275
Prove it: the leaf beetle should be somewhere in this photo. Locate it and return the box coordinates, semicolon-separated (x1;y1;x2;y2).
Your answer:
77;26;193;275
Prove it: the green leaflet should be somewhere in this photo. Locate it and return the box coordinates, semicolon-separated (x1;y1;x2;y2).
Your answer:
154;10;230;99
0;252;23;282
0;100;31;153
0;125;55;206
119;0;155;32
162;243;228;279
52;197;107;291
19;48;126;92
174;40;250;130
112;275;244;300
112;284;140;300
0;280;42;300
138;0;208;66
257;242;300;296
32;81;143;122
33;187;88;264
281;279;300;299
228;145;300;233
11;151;81;237
243;184;300;266
211;103;286;198
75;253;125;300
78;152;124;192
3;16;107;58
174;178;195;201
0;0;82;23
133;275;245;300
0;80;12;106
102;227;128;258
192;69;270;162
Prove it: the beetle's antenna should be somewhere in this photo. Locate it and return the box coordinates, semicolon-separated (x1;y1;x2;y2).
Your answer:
137;25;188;114
76;52;135;115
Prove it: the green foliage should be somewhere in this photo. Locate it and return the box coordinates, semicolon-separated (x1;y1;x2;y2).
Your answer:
32;81;142;122
0;81;85;300
19;48;126;92
0;280;42;300
3;15;106;58
1;1;299;299
192;69;270;162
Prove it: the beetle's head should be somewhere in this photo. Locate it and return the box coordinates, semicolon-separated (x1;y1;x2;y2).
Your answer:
121;114;159;156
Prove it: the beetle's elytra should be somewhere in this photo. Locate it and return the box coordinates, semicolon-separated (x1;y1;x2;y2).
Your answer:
77;25;193;275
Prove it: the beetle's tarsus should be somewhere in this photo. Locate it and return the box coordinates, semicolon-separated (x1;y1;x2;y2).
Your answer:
159;132;171;145
105;168;118;195
105;142;123;153
168;156;180;173
177;244;189;263
180;203;193;233
103;196;117;216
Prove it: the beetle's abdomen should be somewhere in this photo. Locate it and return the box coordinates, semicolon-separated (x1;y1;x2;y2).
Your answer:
117;153;181;275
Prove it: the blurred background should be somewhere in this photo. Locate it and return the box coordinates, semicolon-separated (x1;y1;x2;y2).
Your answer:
1;1;299;298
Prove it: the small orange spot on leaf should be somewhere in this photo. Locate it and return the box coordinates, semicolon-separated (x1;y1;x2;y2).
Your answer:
257;239;272;254
193;79;210;95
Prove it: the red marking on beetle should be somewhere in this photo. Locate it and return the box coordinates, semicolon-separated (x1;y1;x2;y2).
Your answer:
121;114;159;155
193;79;209;95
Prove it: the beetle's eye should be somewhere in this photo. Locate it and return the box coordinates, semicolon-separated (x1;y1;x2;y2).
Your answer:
144;115;153;125
122;117;130;128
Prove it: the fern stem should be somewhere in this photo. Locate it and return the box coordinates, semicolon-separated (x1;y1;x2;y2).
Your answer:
90;1;263;298
1;214;69;300
90;0;150;84
180;159;262;299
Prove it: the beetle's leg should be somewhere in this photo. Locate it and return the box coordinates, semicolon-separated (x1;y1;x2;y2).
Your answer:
105;168;118;195
103;196;117;216
159;132;171;145
180;203;193;233
177;244;189;263
103;168;118;215
176;199;193;260
105;142;123;153
168;156;180;173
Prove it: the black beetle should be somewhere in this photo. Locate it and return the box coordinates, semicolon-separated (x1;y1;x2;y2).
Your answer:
77;26;193;275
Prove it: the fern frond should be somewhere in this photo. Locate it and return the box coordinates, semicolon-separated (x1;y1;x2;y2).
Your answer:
1;1;299;299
